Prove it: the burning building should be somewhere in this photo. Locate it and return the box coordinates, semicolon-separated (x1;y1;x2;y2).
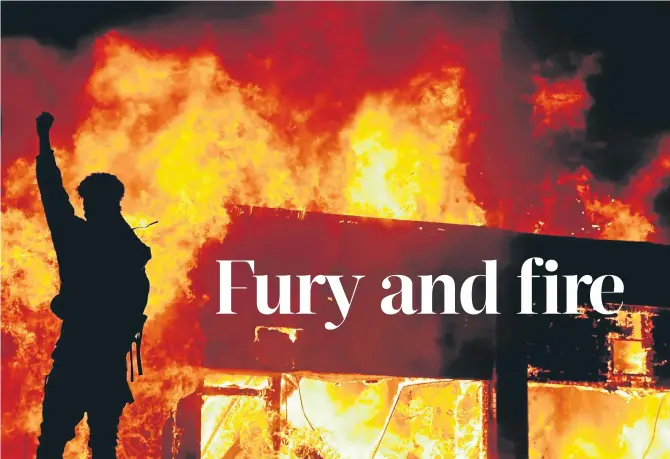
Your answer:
161;206;670;459
3;3;670;459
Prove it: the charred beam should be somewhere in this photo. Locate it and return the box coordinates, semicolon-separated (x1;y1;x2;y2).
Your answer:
494;261;529;459
173;390;203;459
266;375;283;452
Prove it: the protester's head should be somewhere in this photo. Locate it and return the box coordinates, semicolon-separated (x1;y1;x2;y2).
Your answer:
77;173;125;222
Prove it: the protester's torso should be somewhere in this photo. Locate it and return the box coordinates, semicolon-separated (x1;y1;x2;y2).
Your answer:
51;217;141;374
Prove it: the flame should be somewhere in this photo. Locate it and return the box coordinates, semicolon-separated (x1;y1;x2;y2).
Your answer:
529;384;670;459
526;54;599;137
254;326;302;343
339;70;485;224
529;75;591;136
609;309;651;378
2;3;670;458
200;374;485;459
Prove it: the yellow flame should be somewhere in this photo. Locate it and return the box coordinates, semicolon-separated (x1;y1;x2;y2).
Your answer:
200;374;485;458
529;384;670;459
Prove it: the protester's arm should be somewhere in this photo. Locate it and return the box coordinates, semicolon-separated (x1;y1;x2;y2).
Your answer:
35;112;76;232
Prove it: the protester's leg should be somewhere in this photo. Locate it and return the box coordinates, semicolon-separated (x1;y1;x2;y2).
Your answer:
87;397;126;459
36;369;86;459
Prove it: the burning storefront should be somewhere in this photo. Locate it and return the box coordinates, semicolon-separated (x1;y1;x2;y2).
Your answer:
163;206;670;459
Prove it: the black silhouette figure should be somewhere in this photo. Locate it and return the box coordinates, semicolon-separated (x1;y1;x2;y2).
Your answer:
35;112;152;459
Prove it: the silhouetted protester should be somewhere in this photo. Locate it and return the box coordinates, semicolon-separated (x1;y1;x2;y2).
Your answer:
35;112;152;459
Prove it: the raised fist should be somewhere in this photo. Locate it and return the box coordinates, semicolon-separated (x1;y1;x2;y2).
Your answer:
36;112;54;137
